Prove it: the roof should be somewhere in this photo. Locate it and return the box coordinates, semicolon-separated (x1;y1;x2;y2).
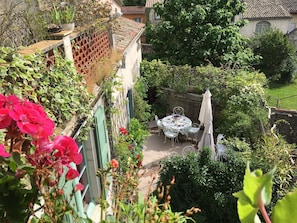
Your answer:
243;0;291;19
113;16;145;52
145;0;163;8
121;6;145;14
278;0;297;13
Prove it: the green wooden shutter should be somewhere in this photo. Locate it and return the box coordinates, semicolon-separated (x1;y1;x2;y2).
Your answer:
94;105;110;169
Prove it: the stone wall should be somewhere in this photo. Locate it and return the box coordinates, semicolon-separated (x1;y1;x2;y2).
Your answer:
162;89;297;144
161;88;222;123
270;108;297;144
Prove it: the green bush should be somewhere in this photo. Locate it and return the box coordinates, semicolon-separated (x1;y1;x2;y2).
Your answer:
114;118;149;172
133;77;152;124
219;84;269;144
158;149;246;223
250;28;297;83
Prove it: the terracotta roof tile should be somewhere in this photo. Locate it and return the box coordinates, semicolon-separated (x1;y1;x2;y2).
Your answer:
243;0;291;19
278;0;297;13
113;17;145;52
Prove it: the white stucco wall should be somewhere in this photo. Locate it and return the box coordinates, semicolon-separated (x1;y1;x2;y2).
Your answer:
288;14;297;33
239;18;291;38
111;36;143;137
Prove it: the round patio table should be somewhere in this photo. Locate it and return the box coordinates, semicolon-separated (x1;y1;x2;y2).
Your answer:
161;114;192;135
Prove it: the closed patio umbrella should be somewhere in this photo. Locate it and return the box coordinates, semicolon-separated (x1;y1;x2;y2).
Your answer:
198;89;215;159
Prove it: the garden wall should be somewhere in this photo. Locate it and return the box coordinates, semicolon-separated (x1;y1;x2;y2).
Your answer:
161;88;222;125
162;89;297;144
270;108;297;144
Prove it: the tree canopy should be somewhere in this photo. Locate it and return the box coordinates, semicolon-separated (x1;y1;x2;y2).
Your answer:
146;0;255;67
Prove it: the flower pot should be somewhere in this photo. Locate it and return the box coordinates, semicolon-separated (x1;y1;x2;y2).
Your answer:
61;22;75;32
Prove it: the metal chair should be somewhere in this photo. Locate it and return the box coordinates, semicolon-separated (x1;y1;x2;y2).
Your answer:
182;145;197;156
173;106;185;115
163;128;179;147
155;115;163;136
187;123;200;143
215;134;227;161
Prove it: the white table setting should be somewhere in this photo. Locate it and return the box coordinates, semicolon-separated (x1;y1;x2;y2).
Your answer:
161;114;192;136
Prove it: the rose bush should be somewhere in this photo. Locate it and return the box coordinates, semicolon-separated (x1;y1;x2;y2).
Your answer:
0;94;86;222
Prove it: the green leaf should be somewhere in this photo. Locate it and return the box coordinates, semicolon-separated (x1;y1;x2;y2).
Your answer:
272;190;297;223
233;163;275;223
243;163;275;206
233;190;260;223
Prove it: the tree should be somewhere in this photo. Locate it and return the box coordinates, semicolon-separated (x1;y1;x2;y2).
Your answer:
146;0;255;67
250;28;297;83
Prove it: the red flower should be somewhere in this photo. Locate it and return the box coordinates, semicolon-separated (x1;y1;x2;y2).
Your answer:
66;168;79;180
27;138;54;168
9;101;55;138
0;144;10;158
75;183;84;191
110;159;119;169
119;127;128;135
0;108;11;129
0;94;19;109
53;135;82;165
0;94;20;129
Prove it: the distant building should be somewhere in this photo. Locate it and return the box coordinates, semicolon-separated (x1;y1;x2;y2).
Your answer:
236;0;297;37
121;6;146;24
145;0;163;25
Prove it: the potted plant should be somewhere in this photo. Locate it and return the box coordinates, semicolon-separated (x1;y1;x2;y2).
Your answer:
51;2;76;31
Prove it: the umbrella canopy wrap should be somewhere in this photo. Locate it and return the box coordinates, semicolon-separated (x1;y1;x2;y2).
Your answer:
198;89;215;158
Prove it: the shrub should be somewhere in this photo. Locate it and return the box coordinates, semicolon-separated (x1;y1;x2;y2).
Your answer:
158;149;246;223
114;119;149;172
219;84;269;144
133;77;152;124
250;28;297;83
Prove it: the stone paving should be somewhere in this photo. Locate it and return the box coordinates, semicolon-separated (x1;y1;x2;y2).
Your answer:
137;123;201;196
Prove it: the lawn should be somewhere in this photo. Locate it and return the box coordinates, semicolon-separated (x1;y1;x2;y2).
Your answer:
265;80;297;110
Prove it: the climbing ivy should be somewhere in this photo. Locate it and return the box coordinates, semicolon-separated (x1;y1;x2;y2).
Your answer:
0;47;92;134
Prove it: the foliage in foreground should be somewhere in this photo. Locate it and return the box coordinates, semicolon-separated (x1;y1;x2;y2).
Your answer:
234;163;297;223
0;95;88;222
96;159;198;223
0;47;92;129
158;149;246;223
